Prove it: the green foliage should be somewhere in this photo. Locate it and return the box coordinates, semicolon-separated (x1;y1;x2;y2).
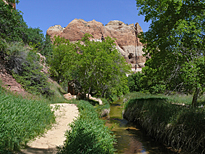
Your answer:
40;35;53;59
0;1;52;56
48;79;69;104
105;74;129;101
3;41;53;96
149;81;166;94
94;98;111;117
49;36;74;83
136;0;205;106
49;34;131;99
58;100;116;154
124;96;205;153
23;27;44;49
0;1;27;42
127;71;166;94
127;72;145;92
0;85;55;153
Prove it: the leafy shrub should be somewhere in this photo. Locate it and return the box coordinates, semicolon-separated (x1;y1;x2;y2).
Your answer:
40;35;53;59
127;72;145;92
0;86;55;153
2;41;53;96
128;72;166;94
149;82;166;94
58;100;116;154
24;27;44;49
124;97;205;153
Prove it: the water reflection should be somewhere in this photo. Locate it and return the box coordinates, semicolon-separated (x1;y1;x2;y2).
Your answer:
103;100;175;154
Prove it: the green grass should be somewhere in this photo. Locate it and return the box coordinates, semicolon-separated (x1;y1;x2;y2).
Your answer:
93;98;110;117
0;86;55;153
124;92;205;106
58;100;116;154
123;93;205;153
47;78;69;104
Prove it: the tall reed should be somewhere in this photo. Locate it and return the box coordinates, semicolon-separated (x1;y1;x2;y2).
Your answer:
0;86;55;153
58;100;116;154
124;96;205;153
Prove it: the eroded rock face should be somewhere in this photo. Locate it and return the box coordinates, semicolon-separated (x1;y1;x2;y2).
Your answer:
0;60;28;96
47;25;65;38
47;19;146;71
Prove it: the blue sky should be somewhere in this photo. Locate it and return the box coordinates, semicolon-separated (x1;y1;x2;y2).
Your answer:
17;0;151;36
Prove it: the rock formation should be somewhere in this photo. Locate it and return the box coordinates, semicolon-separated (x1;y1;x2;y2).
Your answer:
0;59;28;96
47;19;146;71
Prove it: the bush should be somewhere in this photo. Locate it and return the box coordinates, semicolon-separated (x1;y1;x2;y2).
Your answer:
149;82;166;94
58;100;116;154
124;97;205;153
0;86;55;153
40;35;53;59
127;72;145;92
2;41;53;96
127;72;166;94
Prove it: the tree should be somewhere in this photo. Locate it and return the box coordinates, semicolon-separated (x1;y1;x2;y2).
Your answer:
40;35;53;59
23;27;44;48
0;1;47;47
128;72;145;92
49;34;131;99
0;0;27;42
136;0;205;106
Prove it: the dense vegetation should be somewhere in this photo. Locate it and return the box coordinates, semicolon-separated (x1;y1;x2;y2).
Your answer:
58;100;116;154
0;85;55;153
124;1;205;153
1;0;205;153
0;0;54;97
135;0;205;106
49;34;130;100
124;92;205;153
0;2;66;153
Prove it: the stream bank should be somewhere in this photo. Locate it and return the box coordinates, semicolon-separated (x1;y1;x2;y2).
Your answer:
103;99;175;154
123;97;204;153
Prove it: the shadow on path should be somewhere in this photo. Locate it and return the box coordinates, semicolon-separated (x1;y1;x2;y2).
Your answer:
19;147;58;154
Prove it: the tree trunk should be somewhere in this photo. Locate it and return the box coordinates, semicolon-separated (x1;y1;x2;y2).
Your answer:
87;87;91;100
192;87;200;107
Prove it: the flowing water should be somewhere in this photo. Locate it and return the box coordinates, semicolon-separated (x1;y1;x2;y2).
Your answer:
103;99;176;154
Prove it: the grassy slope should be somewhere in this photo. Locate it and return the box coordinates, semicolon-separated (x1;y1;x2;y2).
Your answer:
0;83;56;153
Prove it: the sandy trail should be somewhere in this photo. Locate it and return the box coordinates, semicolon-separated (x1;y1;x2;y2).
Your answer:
20;103;79;154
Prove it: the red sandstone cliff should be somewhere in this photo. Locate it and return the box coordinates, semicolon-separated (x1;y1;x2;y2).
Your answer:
47;19;145;71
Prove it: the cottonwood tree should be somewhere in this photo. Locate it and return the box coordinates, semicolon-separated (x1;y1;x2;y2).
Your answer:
136;0;205;106
49;34;131;99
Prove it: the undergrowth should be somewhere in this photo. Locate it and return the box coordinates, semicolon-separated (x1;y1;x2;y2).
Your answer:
58;100;116;154
93;98;110;117
0;86;55;153
1;41;54;97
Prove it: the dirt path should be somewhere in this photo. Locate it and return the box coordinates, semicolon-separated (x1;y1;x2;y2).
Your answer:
19;103;79;154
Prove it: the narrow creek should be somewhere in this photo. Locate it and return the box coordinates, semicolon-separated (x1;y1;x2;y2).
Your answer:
102;99;176;154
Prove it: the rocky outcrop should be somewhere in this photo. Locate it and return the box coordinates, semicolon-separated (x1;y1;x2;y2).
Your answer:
63;93;77;100
47;19;146;71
